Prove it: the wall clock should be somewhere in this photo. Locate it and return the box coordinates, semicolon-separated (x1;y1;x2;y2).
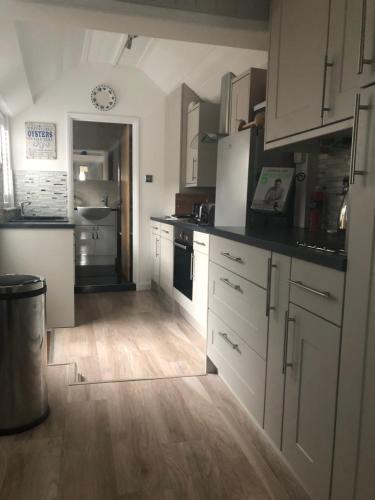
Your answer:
90;84;117;111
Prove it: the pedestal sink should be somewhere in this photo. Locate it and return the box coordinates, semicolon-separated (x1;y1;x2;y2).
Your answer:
77;206;111;221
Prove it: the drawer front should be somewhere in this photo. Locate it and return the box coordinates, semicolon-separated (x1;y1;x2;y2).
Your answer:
209;262;268;359
210;235;270;287
150;221;161;236
207;310;266;425
160;223;173;241
290;258;345;325
193;231;209;255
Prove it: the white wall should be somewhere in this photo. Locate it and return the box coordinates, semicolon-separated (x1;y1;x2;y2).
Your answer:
10;63;166;289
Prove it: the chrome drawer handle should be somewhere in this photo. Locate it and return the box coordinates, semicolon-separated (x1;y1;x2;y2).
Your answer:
220;277;243;293
194;240;206;246
282;313;295;374
162;229;170;234
152;226;159;230
220;252;244;263
218;332;241;353
289;279;331;298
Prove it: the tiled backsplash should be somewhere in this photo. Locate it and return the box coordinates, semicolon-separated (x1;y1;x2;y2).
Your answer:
14;170;68;217
315;148;350;231
0;163;3;209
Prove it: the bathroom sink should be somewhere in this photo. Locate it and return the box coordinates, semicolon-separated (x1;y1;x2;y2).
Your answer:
77;206;111;220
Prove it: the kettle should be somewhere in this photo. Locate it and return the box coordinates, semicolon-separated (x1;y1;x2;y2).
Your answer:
337;176;349;231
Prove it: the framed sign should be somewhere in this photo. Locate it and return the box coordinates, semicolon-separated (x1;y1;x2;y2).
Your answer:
25;122;57;159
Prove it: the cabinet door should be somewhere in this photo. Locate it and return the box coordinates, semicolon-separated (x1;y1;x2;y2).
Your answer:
186;105;199;186
331;85;375;499
192;249;209;334
266;0;330;143
159;236;174;297
264;253;291;448
230;73;250;134
283;304;341;500
95;226;116;256
75;226;96;256
360;0;375;87
151;232;160;285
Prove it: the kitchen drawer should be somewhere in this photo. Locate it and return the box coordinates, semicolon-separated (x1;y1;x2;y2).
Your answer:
160;223;173;241
207;310;266;425
193;231;209;255
209;261;268;359
150;221;161;236
210;235;271;287
290;258;345;325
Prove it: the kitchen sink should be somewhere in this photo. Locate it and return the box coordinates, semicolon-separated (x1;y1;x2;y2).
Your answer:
77;206;111;221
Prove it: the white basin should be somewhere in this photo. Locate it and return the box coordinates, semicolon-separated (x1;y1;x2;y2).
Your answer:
77;206;111;221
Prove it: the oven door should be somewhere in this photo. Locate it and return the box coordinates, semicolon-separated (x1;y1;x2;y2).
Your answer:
173;241;193;300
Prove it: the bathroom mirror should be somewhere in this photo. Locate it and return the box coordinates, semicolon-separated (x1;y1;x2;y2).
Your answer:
73;150;111;181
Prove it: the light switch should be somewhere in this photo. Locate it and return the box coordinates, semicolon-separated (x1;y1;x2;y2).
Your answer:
145;175;153;183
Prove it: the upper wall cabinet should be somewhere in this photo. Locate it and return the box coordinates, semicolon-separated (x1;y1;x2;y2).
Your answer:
229;68;267;134
266;0;331;143
186;102;220;188
324;0;375;125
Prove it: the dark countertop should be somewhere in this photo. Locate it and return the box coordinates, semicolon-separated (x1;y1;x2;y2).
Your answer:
0;219;75;229
151;216;347;271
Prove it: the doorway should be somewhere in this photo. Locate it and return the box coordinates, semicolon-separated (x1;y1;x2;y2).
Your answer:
70;118;135;290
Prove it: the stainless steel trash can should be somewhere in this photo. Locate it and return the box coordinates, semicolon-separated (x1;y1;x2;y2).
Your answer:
0;274;49;434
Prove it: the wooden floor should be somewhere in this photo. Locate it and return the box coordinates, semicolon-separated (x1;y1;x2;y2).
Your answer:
0;367;309;500
50;291;206;382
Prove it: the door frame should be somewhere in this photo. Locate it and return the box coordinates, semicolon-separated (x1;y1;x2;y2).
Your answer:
66;112;140;289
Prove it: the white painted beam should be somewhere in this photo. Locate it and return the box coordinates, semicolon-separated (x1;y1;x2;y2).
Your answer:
3;0;269;51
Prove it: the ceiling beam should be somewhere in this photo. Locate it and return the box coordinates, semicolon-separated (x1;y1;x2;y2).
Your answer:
4;0;269;51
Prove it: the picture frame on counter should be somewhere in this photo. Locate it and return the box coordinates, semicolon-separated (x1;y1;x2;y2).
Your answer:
25;122;57;160
251;167;295;214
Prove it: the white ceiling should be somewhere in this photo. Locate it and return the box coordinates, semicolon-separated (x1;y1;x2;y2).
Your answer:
0;21;267;115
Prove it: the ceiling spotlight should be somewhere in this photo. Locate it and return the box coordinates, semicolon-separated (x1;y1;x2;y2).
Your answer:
125;35;138;50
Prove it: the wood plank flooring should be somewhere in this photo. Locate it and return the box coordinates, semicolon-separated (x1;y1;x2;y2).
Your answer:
0;367;309;500
50;291;206;382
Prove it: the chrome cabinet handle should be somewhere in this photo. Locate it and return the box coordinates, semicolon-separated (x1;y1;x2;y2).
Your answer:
218;332;241;353
194;240;206;246
192;158;197;180
162;229;170;234
321;55;334;117
358;0;373;74
289;279;331;298
155;238;160;257
350;93;369;184
220;252;244;264
219;277;242;293
174;242;187;251
152;226;159;230
282;312;295;374
266;258;277;316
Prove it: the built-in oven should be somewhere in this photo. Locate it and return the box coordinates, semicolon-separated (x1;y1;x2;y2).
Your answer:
173;226;194;300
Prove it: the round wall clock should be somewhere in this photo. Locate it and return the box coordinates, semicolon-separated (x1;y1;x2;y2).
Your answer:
90;84;117;111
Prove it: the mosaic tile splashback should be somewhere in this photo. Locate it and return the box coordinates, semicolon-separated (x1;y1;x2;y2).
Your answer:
14;170;68;217
0;163;4;209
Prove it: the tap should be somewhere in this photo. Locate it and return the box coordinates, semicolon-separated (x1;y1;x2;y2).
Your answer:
101;194;109;207
19;201;32;217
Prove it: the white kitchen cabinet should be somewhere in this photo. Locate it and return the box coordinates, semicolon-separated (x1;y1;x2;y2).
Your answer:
192;231;209;336
229;68;266;134
207;310;266;425
266;0;331;143
264;253;291;448
324;0;375;125
283;303;341;500
185;102;220;188
159;236;174;298
331;84;375;500
150;230;160;285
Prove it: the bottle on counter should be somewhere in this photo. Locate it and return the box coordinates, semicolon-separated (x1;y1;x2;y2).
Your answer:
308;191;325;232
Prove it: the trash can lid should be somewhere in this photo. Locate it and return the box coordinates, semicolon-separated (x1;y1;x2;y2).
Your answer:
0;274;46;296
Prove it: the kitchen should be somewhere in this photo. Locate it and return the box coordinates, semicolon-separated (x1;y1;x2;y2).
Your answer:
0;1;374;500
